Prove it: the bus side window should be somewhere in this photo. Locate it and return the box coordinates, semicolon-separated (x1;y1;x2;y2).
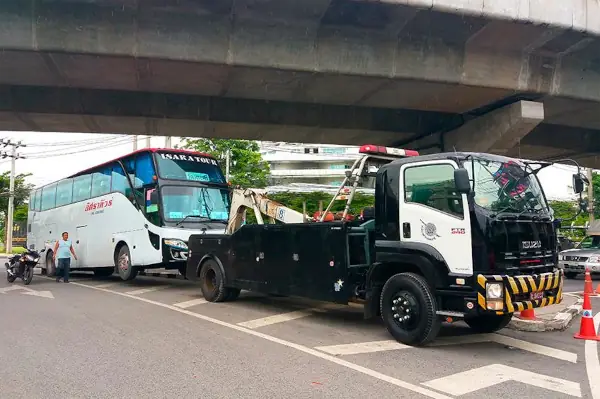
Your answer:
111;164;129;195
73;174;92;203
56;179;74;207
91;170;111;197
135;152;156;186
34;189;42;211
41;184;57;211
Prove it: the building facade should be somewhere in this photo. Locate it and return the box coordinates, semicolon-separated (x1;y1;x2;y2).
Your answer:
259;142;362;186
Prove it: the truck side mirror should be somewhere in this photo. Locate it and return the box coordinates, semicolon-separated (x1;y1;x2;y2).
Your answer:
573;174;584;194
454;168;471;194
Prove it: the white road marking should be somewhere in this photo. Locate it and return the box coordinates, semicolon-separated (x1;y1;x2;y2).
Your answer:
58;278;453;399
316;340;411;355
585;312;600;399
173;298;207;309
95;282;120;289
238;309;316;329
0;285;22;294
125;286;170;296
491;334;578;363
21;290;54;299
315;333;577;363
422;364;581;397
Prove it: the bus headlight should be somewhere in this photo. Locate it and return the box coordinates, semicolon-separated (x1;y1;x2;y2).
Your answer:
164;239;188;251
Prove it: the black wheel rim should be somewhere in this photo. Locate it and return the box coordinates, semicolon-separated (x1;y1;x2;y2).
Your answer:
390;291;420;330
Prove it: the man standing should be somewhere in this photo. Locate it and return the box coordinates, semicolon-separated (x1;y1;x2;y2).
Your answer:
53;232;77;283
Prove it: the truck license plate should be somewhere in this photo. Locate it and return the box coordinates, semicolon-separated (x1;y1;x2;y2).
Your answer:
530;292;544;301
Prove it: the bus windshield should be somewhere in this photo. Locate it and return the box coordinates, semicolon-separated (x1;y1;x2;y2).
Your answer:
161;185;230;222
155;151;226;184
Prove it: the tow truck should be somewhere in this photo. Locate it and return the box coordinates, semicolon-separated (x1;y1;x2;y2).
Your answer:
185;145;586;345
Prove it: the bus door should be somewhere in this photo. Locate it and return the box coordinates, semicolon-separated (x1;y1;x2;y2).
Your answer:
75;225;88;268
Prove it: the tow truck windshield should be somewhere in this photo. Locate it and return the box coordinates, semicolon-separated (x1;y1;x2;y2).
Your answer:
463;158;549;216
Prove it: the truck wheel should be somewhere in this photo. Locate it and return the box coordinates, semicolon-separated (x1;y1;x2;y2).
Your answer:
116;245;137;281
45;252;56;277
199;259;227;302
564;272;578;279
380;272;441;346
465;313;512;333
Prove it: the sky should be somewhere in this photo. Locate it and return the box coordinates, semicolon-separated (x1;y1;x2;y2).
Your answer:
0;131;579;202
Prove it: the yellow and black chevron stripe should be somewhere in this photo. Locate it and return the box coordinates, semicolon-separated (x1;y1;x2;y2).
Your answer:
476;269;564;314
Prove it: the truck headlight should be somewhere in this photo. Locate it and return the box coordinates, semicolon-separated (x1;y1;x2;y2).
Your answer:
587;256;600;263
486;283;504;299
164;239;188;251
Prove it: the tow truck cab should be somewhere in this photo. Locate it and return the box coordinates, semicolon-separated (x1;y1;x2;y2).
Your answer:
366;150;564;338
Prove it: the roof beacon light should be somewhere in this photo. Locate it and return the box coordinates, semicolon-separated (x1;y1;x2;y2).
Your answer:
358;145;419;157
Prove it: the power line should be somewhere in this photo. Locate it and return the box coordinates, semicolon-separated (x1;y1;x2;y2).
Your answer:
23;136;132;157
25;136;147;159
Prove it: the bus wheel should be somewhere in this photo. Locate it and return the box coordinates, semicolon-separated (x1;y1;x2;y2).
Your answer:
116;245;137;281
380;272;441;346
45;252;56;277
199;259;227;302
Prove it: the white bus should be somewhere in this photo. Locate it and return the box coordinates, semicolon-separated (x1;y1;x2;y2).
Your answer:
26;148;230;281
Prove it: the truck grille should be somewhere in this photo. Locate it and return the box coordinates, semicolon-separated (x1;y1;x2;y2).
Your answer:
499;250;556;276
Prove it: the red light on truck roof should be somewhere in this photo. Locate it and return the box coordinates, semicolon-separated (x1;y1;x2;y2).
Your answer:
358;145;419;157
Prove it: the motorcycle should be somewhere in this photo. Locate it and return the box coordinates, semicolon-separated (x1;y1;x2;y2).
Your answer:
5;247;45;285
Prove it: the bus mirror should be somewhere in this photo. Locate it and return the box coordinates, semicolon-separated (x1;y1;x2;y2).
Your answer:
454;168;471;194
573;174;584;194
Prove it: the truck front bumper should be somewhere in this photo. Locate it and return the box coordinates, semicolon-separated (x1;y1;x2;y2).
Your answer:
471;269;563;315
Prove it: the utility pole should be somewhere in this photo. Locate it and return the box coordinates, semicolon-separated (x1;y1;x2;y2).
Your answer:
165;136;172;148
588;167;594;221
133;135;138;151
225;149;231;181
145;135;151;148
1;139;25;253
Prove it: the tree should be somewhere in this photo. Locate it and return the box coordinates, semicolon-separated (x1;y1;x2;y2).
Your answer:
0;171;34;244
549;200;588;240
179;139;270;188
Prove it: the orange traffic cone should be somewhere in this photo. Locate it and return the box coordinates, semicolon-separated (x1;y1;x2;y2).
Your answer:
519;308;536;320
574;292;600;341
583;268;597;296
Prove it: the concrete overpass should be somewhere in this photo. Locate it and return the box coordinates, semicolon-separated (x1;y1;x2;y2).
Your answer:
2;0;600;165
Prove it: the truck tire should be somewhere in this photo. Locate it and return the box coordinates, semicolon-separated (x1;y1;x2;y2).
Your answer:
465;313;512;333
45;252;56;277
116;245;137;281
564;272;578;279
199;259;228;302
380;272;441;346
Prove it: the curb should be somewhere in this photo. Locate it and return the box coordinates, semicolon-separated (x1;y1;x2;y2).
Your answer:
507;295;583;332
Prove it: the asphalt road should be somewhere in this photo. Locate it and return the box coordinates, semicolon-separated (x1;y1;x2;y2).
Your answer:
1;267;599;399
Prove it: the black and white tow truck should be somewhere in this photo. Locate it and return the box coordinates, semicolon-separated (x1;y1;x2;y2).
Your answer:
185;145;586;345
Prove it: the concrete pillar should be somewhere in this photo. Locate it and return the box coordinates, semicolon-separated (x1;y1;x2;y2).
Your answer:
443;101;545;154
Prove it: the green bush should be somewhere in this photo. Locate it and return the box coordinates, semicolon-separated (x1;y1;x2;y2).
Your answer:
0;245;27;254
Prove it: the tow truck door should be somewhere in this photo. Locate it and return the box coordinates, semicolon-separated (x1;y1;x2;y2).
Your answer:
398;160;473;275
